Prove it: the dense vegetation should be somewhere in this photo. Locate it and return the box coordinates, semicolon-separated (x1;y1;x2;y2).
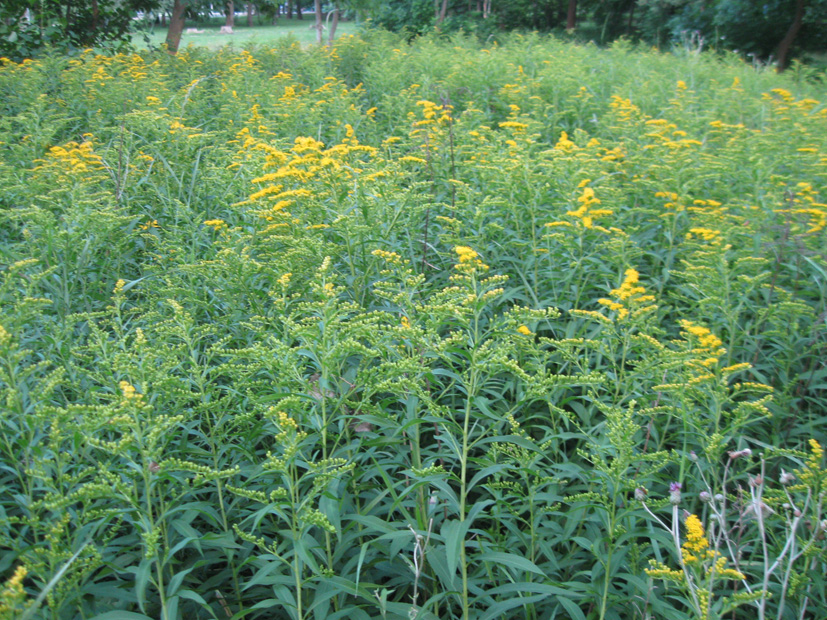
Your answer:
0;32;825;620
3;0;827;68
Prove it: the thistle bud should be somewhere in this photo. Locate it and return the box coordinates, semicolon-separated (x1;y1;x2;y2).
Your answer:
699;491;712;503
669;482;682;506
635;487;648;502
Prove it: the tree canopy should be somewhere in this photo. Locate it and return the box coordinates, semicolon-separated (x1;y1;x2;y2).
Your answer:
0;0;158;60
1;0;825;69
371;0;826;69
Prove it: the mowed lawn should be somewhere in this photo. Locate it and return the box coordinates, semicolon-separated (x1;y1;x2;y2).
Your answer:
133;15;359;49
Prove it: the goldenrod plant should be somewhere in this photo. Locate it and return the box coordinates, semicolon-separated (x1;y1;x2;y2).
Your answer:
0;31;825;620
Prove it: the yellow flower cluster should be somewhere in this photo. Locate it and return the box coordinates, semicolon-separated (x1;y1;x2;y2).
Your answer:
414;100;452;126
37;138;104;175
792;439;824;489
371;249;405;265
565;185;612;229
709;555;745;581
685;227;721;243
611;268;645;301
454;246;489;273
775;182;826;234
679;320;723;350
554;131;576;151
654;190;685;213
204;219;227;231
0;565;28;616
680;514;714;565
644;561;683;581
275;409;298;431
595;268;656;321
119;380;142;401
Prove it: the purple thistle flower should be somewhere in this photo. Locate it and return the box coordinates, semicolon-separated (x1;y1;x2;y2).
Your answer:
669;482;682;505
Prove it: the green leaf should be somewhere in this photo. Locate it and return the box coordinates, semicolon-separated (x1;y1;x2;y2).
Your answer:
558;595;587;620
86;613;157;620
440;518;470;581
477;551;547;577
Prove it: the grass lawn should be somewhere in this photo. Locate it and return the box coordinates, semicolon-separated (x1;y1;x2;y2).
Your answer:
132;15;359;49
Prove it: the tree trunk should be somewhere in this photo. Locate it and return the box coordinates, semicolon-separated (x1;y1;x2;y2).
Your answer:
166;0;187;53
296;0;302;20
437;0;448;23
327;8;339;47
627;0;635;34
247;2;253;27
225;1;235;27
313;0;322;44
566;0;576;29
776;0;805;71
287;0;292;19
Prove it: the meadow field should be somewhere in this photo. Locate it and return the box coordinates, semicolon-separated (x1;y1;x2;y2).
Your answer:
0;32;825;620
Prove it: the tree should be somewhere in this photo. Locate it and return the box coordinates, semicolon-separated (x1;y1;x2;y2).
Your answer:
633;0;827;68
566;0;576;29
776;0;806;69
313;0;322;43
326;5;340;46
165;0;187;53
0;0;159;60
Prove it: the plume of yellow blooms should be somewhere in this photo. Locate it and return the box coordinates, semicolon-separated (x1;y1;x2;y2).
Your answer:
454;246;489;273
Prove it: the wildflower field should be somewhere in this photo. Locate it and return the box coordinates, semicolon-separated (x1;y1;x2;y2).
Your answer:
0;32;826;620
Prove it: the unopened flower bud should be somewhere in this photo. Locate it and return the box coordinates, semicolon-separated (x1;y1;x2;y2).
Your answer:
635;487;648;501
669;482;682;505
689;451;698;462
715;494;724;502
699;491;712;503
779;470;795;485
